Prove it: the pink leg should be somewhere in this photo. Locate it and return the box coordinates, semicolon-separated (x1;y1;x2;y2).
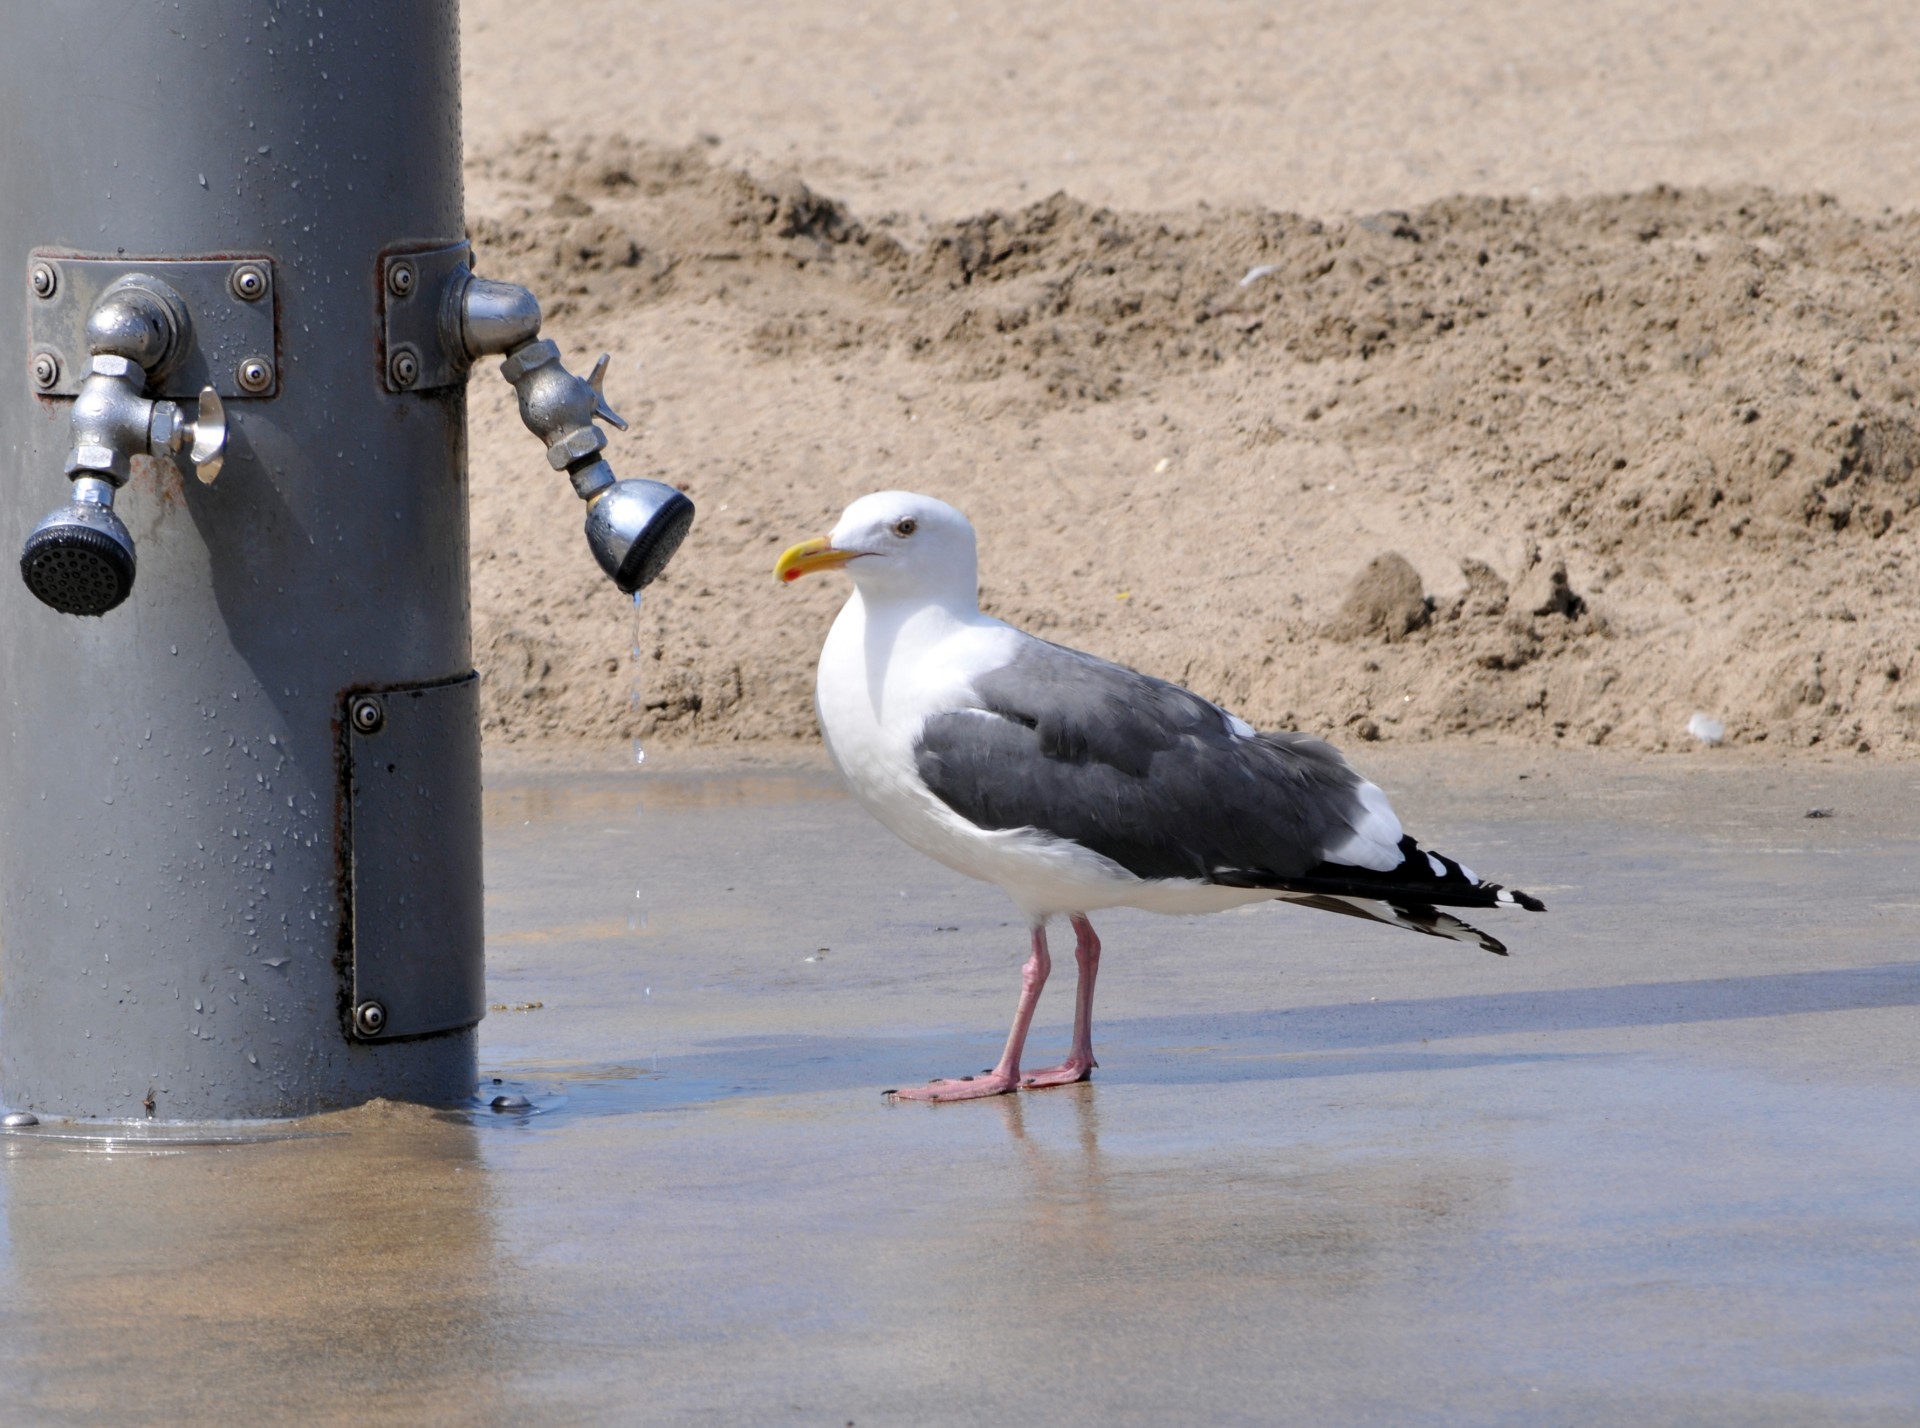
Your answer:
1023;914;1101;1088
893;925;1051;1102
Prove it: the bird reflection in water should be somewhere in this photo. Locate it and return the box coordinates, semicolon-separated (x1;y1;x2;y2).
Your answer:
991;1086;1116;1262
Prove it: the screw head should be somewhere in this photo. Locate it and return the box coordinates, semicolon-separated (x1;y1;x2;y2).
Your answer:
236;356;273;394
389;347;420;389
29;352;59;389
29;262;56;299
387;260;416;298
2;1112;38;1128
350;695;385;734
229;263;268;302
353;1001;388;1037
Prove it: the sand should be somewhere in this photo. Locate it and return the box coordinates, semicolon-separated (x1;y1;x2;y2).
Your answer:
456;1;1920;760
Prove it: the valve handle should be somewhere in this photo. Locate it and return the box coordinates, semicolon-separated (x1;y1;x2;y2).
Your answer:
188;387;226;484
586;353;629;432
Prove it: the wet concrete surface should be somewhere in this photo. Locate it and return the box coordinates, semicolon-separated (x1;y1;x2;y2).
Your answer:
0;747;1916;1424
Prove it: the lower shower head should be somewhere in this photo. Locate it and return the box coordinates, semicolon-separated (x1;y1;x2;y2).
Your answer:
584;479;695;594
20;496;137;617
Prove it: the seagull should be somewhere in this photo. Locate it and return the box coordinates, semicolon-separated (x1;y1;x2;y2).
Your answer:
775;491;1545;1102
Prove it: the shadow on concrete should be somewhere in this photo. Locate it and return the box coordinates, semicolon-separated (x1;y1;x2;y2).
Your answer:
1123;960;1920;1051
492;1047;1605;1118
483;963;1920;1119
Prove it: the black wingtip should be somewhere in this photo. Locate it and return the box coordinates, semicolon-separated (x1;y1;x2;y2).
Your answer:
1508;889;1547;912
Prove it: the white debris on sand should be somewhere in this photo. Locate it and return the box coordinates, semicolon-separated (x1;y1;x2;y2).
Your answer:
1688;712;1726;746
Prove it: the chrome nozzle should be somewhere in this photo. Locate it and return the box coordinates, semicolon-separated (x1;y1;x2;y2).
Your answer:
584;479;695;594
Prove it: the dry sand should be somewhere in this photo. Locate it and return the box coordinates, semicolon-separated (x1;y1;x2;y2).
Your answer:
457;2;1920;761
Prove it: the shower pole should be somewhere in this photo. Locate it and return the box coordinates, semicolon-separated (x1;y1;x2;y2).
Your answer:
0;2;689;1121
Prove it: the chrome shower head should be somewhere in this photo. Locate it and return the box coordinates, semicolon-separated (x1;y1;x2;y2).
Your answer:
584;479;695;594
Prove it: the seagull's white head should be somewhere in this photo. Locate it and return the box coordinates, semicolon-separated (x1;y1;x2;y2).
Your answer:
775;491;979;609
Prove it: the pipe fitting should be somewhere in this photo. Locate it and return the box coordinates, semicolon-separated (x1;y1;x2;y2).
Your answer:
457;275;543;360
84;275;191;379
568;458;617;501
545;424;609;471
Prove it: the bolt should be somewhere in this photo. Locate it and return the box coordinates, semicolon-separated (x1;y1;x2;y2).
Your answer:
30;352;59;389
350;695;385;734
387;260;416;298
29;262;56;300
229;263;268;302
389;347;420;389
237;356;273;393
353;1001;388;1037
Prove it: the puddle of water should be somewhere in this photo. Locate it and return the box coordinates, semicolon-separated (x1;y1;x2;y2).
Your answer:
7;757;1920;1421
471;1063;732;1121
0;1122;321;1153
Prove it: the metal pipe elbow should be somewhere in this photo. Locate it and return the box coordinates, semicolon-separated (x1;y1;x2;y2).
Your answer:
457;276;543;361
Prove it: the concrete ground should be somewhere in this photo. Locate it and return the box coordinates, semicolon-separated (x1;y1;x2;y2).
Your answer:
0;746;1915;1424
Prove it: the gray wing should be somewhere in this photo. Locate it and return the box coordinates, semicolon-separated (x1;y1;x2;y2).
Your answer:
914;638;1379;882
913;638;1544;933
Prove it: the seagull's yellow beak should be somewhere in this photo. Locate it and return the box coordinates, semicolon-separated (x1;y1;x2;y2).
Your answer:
774;536;858;583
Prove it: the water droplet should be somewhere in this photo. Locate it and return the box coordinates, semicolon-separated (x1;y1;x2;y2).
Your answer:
631;739;646;766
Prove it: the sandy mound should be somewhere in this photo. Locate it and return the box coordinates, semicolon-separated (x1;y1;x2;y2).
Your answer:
463;134;1920;757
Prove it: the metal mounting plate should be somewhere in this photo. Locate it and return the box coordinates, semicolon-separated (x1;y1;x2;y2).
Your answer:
26;253;278;399
345;673;486;1041
381;240;471;393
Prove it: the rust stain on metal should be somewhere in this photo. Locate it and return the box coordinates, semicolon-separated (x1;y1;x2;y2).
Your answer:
330;696;358;1039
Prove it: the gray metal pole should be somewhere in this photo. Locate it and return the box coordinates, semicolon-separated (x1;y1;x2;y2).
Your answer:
0;2;483;1119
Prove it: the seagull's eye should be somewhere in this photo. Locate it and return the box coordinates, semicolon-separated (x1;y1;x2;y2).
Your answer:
891;518;918;537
